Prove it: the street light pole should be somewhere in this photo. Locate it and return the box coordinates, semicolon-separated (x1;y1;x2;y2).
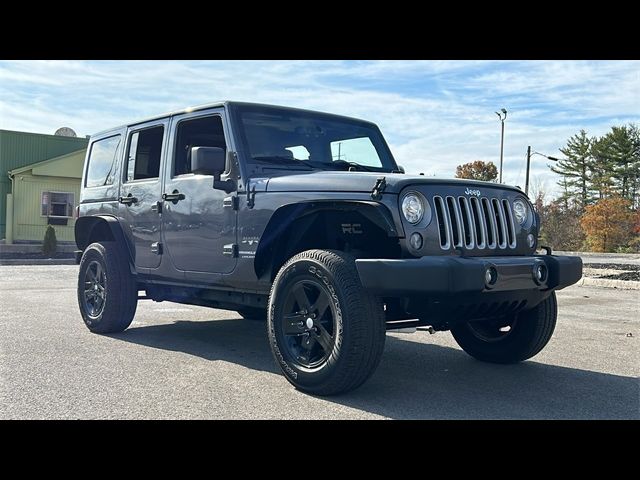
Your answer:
496;109;507;183
525;146;560;196
525;145;531;197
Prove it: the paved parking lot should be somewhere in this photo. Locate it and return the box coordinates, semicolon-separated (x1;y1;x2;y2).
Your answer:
0;265;638;419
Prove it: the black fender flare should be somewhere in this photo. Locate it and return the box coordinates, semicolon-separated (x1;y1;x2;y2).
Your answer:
254;200;400;279
75;215;135;268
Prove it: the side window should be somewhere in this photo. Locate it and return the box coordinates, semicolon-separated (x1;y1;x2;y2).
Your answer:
330;137;382;167
126;126;164;182
85;135;121;187
174;116;226;176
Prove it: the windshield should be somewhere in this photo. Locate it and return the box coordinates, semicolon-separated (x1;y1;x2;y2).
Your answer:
234;105;398;172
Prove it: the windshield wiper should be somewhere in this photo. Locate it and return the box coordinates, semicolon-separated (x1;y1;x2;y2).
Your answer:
330;160;377;172
252;156;315;170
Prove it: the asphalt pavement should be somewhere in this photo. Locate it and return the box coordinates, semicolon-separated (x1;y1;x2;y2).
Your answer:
1;265;638;419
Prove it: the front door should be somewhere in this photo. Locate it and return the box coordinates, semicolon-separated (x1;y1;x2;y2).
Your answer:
161;110;237;274
119;122;167;269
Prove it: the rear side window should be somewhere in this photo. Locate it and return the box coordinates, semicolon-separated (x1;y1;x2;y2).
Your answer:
126;126;164;181
85;135;121;188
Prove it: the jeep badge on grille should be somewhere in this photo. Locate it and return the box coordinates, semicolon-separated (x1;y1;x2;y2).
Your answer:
465;188;481;197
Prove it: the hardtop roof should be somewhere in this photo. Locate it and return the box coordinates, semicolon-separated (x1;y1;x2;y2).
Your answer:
91;101;377;138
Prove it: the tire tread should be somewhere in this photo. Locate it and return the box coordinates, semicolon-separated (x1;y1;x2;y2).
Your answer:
268;249;385;395
78;241;137;334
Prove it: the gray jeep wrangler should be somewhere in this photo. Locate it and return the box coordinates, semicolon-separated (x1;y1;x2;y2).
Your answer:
75;102;582;395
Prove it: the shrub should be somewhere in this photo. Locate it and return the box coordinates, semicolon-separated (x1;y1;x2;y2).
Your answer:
42;225;57;257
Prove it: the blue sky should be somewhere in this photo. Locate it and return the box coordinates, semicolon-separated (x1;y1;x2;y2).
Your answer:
1;60;638;197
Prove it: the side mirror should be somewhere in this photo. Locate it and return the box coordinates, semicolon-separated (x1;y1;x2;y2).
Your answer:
191;146;226;177
191;146;236;193
395;165;406;174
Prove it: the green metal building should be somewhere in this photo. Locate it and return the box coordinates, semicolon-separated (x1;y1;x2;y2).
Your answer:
1;129;88;243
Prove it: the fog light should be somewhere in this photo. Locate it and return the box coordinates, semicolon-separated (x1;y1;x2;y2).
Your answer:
527;233;536;248
533;264;548;284
485;266;498;287
410;232;423;250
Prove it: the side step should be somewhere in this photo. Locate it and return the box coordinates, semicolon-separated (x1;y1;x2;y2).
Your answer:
386;319;436;334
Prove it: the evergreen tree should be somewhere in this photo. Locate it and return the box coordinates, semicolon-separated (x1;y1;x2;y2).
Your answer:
550;130;594;213
591;125;639;204
603;125;640;206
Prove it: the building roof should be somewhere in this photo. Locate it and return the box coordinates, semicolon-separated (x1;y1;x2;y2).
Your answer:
9;148;86;178
0;129;88;174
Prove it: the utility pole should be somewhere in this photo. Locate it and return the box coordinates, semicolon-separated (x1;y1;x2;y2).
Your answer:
496;109;507;183
525;145;531;196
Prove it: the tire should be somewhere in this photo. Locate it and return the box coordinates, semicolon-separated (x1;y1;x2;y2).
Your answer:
450;292;557;364
77;242;137;334
267;249;386;396
237;307;267;321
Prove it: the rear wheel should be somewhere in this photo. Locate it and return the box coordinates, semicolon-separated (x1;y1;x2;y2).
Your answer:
267;249;386;396
77;242;137;334
450;292;557;364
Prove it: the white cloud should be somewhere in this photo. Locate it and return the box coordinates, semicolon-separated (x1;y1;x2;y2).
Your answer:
0;60;638;198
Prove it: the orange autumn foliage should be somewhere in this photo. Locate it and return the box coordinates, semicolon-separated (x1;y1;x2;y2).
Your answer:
580;197;635;252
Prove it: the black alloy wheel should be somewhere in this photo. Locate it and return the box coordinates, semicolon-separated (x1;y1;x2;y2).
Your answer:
279;279;337;369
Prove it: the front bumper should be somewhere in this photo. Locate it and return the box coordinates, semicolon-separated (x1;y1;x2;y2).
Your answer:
355;255;582;296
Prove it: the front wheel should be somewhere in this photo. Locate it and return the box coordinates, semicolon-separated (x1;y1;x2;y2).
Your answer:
450;292;557;364
267;249;386;396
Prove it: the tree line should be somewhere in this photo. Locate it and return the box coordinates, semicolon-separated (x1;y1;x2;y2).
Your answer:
551;125;639;212
455;124;640;252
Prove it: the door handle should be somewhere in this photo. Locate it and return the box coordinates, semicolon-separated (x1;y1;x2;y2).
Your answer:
162;190;186;203
118;194;138;205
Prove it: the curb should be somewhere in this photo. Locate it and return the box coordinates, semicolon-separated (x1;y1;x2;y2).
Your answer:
555;251;640;259
0;244;77;254
0;258;77;266
579;276;640;290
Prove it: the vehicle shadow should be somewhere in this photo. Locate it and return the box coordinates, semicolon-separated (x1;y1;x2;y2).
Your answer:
112;317;638;420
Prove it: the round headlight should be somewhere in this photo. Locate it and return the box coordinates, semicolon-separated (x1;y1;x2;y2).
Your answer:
402;193;424;224
512;199;529;226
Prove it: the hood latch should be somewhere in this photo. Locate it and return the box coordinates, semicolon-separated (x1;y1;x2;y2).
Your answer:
371;176;387;200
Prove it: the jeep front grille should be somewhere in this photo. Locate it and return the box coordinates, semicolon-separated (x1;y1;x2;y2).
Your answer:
433;196;516;250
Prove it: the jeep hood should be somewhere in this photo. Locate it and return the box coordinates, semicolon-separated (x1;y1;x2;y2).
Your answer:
263;171;523;195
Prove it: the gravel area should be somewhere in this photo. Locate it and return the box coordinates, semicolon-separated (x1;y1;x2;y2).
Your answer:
585;263;640;281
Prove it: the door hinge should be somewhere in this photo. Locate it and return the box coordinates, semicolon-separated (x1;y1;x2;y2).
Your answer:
151;200;163;214
223;196;239;210
371;176;387;200
151;242;163;255
223;244;238;257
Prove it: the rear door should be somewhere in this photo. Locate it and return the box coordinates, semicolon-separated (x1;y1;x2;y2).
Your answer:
119;121;167;269
161;109;237;274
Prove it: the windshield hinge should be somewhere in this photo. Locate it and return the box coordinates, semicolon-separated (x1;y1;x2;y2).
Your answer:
371;176;387;200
